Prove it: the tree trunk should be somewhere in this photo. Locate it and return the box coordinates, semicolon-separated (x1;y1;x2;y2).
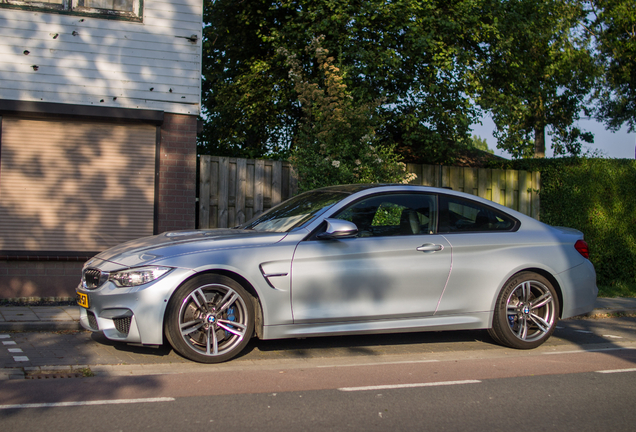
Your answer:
534;125;545;158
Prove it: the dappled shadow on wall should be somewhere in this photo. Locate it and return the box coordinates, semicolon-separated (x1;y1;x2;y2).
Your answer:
0;117;156;253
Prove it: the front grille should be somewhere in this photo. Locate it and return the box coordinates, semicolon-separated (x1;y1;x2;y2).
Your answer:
113;316;132;335
83;268;103;289
87;311;99;330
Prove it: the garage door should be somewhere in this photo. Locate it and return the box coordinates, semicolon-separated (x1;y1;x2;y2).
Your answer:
0;117;156;253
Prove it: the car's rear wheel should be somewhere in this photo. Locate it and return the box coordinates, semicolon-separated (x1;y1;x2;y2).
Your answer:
165;274;254;363
489;272;559;349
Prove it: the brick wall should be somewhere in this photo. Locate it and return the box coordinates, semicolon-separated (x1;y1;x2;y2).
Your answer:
0;260;84;300
156;113;198;233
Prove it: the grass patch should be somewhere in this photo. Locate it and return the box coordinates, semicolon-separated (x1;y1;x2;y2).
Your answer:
598;281;636;298
78;367;95;378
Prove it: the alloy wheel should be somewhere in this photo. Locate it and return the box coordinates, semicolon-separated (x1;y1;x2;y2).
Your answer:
505;280;557;343
178;283;249;357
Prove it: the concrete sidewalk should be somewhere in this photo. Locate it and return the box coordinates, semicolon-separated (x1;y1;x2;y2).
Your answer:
1;297;635;332
0;306;80;331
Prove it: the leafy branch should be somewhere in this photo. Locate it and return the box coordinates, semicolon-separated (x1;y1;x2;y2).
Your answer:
279;36;415;192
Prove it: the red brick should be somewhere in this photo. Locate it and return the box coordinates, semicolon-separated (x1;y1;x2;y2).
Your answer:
156;113;196;234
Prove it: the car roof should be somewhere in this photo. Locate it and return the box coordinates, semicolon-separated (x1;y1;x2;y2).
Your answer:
315;183;449;195
312;183;539;226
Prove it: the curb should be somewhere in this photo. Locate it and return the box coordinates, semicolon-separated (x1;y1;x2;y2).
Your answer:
575;309;636;319
0;365;91;381
0;321;83;332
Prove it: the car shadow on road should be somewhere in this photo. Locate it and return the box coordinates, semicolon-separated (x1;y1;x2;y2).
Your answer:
85;327;495;362
238;329;495;360
89;332;187;361
550;315;636;365
84;315;636;365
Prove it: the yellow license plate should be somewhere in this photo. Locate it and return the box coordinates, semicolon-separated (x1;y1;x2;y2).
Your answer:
76;292;89;308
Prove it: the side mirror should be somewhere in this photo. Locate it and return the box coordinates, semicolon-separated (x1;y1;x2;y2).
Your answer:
316;218;358;240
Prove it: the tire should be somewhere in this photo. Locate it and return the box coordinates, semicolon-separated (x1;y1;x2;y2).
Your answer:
488;272;559;350
165;274;254;363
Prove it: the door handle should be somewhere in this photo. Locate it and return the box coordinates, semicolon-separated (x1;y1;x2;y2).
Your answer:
416;243;444;253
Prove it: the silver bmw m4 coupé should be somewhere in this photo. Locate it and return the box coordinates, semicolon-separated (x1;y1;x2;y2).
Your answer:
77;184;598;363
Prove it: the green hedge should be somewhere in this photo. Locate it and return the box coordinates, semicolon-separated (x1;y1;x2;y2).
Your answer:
486;158;636;288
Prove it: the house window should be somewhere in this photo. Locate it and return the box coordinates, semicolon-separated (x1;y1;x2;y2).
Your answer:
77;0;135;13
0;0;142;21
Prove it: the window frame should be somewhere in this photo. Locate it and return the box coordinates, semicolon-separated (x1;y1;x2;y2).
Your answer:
0;0;143;22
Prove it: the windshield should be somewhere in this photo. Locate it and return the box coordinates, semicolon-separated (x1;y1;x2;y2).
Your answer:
240;191;348;232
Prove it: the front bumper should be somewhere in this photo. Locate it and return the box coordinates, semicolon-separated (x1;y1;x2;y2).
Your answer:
76;267;195;345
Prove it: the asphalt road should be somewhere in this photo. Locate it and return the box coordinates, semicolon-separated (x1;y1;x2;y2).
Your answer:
1;316;635;431
0;340;635;431
1;370;636;432
2;315;636;371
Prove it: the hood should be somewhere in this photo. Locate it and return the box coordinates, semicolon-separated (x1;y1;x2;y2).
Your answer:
90;229;288;269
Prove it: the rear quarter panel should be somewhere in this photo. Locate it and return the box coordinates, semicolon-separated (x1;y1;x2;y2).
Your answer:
435;227;590;318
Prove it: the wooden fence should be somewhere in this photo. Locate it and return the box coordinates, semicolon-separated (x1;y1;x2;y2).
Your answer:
199;156;298;229
406;163;540;219
199;156;540;228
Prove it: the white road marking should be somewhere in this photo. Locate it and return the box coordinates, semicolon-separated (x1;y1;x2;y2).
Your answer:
318;359;439;368
339;380;481;392
0;338;27;361
596;368;636;374
544;347;635;355
0;397;176;410
575;330;593;334
602;335;623;339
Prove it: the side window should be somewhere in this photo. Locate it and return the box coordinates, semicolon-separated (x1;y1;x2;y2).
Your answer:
438;195;517;233
334;194;437;237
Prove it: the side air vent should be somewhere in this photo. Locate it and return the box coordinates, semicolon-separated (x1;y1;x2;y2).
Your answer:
113;316;132;335
87;311;99;330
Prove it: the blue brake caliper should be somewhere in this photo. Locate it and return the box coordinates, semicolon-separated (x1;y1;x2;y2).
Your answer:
225;307;236;337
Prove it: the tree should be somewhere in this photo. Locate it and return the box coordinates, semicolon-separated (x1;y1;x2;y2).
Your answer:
329;0;485;163
589;0;636;132
200;0;486;163
199;0;300;158
200;1;602;162
476;0;598;158
470;135;494;154
280;37;414;191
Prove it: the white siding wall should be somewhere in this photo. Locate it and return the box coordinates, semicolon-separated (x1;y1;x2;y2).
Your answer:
0;0;202;115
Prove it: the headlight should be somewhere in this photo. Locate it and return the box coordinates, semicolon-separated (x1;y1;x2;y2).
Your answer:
109;266;173;287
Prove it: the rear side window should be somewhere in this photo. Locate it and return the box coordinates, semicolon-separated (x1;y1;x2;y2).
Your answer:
438;195;517;233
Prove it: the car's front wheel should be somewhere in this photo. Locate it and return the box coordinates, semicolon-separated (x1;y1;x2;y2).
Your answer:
165;274;254;363
489;272;559;349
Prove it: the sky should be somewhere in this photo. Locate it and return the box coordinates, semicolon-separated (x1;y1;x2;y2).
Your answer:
471;117;636;159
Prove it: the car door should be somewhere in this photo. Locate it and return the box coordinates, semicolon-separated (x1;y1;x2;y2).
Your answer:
290;193;452;323
433;193;522;315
